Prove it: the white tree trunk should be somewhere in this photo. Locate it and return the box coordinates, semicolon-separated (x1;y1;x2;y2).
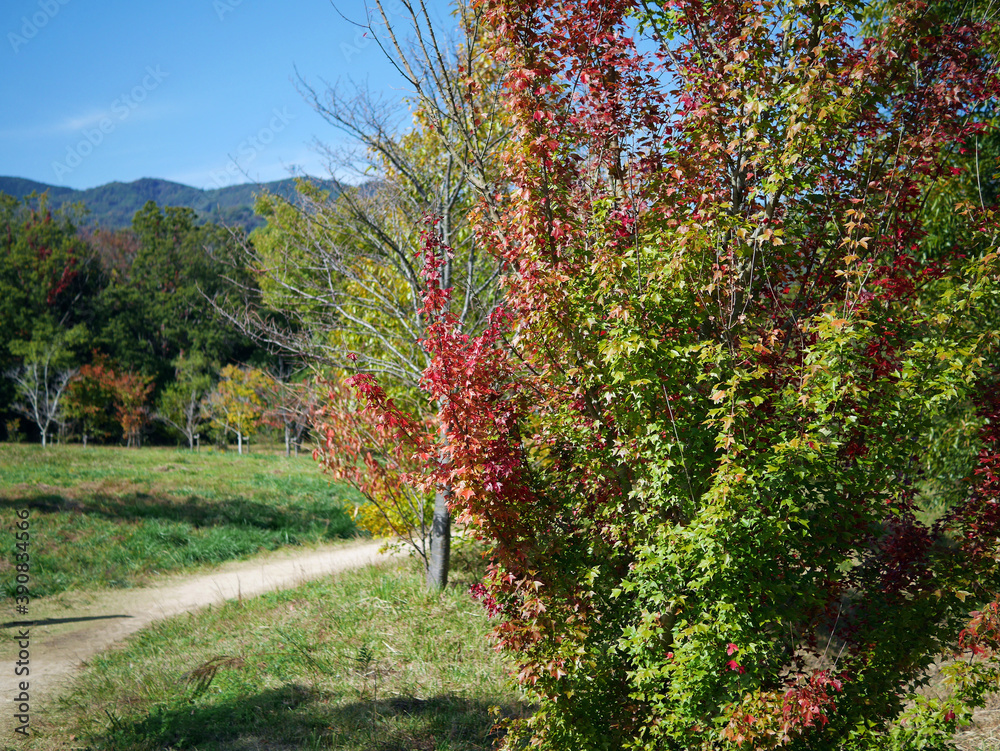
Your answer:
426;420;451;591
426;487;450;591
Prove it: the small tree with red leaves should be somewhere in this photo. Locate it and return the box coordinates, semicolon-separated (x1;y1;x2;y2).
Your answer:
64;355;152;448
64;354;120;444
114;369;153;448
314;376;439;568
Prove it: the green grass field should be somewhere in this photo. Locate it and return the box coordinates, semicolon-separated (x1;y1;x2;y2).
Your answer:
1;444;994;750
30;560;526;751
0;444;360;598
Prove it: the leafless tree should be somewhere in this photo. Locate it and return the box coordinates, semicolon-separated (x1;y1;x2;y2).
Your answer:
7;362;77;448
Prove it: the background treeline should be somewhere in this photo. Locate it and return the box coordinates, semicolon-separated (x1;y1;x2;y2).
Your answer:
0;191;308;451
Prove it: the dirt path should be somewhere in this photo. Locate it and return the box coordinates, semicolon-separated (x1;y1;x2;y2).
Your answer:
0;539;390;727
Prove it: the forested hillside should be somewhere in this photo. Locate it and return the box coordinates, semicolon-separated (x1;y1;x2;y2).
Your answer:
0;191;301;450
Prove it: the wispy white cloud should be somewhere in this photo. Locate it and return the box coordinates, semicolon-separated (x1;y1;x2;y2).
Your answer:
56;100;177;133
2;64;176;143
0;101;178;142
52;110;110;133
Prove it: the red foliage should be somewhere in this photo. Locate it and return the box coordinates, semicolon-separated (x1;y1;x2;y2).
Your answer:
66;355;151;447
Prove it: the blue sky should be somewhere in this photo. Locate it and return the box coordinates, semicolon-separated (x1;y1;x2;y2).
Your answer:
0;0;455;190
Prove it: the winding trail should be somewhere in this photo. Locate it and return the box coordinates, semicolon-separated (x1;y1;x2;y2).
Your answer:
0;539;389;728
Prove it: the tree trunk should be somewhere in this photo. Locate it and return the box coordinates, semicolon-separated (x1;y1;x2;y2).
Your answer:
426;486;450;591
425;417;451;591
285;424;291;457
237;431;243;455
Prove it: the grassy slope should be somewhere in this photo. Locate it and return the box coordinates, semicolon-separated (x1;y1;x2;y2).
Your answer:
32;561;526;751
0;444;360;598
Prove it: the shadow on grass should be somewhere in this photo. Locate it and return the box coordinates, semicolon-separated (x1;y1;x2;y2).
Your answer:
88;684;528;751
1;614;131;629
0;491;355;541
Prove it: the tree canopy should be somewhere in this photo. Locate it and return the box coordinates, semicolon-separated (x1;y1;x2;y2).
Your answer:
0;195;270;446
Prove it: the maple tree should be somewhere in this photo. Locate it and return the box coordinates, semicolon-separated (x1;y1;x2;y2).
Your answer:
344;0;1000;747
313;377;439;568
60;353;153;447
114;368;153;448
64;354;121;445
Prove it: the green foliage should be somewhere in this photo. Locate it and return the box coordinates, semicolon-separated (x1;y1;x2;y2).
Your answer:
0;193;98;429
0;190;277;444
7;321;89;445
155;351;215;448
0;193;98;355
94;201;259;385
4;418;24;442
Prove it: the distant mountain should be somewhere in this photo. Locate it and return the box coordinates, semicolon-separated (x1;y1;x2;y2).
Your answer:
0;176;337;231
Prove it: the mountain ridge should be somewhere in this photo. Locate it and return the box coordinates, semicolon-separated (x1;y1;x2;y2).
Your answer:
0;175;334;230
